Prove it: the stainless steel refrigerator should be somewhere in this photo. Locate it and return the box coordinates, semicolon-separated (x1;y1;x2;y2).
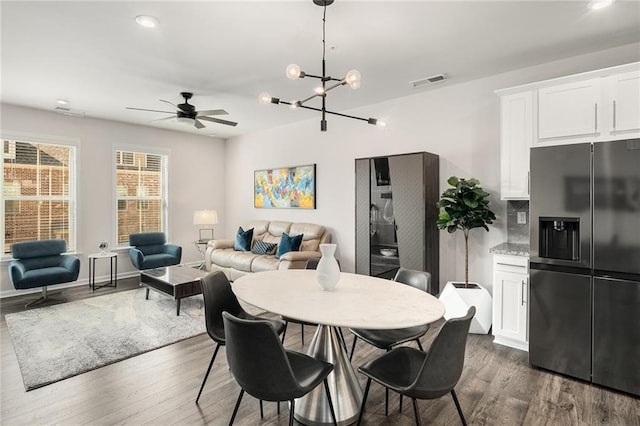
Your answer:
529;139;640;396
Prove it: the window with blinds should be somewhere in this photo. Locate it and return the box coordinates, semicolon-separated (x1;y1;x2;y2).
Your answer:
115;149;167;245
2;139;76;254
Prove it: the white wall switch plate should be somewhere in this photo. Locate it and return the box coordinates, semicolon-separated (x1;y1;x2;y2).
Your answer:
517;211;527;225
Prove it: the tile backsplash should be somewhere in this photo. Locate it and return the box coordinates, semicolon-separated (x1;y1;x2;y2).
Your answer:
507;200;530;244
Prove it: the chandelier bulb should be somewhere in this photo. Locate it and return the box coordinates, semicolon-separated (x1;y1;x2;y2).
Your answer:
286;64;302;80
258;92;272;105
290;101;301;110
345;69;362;89
314;86;325;95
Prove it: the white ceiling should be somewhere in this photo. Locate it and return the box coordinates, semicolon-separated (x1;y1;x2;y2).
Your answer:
2;1;639;139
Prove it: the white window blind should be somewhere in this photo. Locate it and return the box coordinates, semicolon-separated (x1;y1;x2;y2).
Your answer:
2;139;76;254
115;149;167;245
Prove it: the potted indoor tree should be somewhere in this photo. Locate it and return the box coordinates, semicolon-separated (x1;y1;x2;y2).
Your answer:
436;176;496;334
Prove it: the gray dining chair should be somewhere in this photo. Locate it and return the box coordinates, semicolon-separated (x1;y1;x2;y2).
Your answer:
195;271;285;405
349;268;433;361
357;306;475;426
223;311;338;426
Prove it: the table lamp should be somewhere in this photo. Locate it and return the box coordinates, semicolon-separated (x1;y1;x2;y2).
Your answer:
193;209;218;242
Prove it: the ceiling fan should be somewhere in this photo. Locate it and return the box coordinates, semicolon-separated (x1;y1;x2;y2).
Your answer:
126;92;238;129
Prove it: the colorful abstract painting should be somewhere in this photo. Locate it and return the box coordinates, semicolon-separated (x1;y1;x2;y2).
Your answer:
254;164;316;209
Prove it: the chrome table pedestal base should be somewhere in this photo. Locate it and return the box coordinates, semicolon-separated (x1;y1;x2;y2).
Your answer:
295;325;363;426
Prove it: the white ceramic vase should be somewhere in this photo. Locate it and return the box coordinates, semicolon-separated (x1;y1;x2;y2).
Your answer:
315;243;341;291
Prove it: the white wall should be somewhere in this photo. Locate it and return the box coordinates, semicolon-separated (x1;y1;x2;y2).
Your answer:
2;43;638;297
1;106;226;296
223;43;640;293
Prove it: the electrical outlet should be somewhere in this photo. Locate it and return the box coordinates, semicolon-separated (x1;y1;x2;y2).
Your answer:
517;211;527;225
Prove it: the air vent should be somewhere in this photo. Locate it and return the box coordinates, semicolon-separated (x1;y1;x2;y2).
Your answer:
409;73;448;88
54;106;85;117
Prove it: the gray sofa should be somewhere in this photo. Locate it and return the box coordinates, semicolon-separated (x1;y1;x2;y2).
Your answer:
205;220;331;281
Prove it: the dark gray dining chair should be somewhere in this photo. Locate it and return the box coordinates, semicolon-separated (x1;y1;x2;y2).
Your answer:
357;306;475;426
223;311;338;426
195;271;285;405
349;268;433;361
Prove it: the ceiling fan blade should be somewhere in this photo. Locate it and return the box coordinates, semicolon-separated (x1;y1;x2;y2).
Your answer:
198;116;238;127
149;116;177;124
194;119;205;129
159;99;182;111
126;107;175;114
196;109;228;117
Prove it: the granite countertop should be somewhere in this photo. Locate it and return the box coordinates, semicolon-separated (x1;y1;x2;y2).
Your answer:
489;242;530;257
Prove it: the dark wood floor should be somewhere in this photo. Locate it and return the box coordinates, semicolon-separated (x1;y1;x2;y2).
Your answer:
1;278;638;425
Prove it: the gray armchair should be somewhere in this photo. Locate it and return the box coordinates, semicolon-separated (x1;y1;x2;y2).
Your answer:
8;239;80;307
129;232;182;270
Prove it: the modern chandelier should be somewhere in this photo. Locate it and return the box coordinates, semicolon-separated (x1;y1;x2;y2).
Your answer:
258;0;385;132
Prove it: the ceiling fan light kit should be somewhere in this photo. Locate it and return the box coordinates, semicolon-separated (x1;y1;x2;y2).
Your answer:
259;0;384;132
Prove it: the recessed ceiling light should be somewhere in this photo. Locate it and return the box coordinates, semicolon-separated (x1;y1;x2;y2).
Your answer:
56;99;69;105
589;0;615;10
135;15;159;28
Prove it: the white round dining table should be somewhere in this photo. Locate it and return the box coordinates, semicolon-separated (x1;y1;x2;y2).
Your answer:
233;269;445;426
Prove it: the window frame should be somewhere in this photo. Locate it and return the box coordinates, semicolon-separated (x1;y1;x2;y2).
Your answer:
113;144;169;247
1;131;79;257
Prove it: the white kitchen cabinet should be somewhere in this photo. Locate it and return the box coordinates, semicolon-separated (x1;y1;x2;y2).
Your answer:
492;254;528;351
538;78;601;142
499;91;533;200
497;63;639;200
607;70;640;135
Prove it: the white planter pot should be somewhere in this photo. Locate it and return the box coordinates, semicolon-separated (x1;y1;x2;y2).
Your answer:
438;281;492;334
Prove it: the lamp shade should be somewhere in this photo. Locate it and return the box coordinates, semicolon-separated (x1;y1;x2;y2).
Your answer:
193;210;218;226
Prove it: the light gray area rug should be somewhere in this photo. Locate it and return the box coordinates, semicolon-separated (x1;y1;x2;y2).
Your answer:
5;288;206;391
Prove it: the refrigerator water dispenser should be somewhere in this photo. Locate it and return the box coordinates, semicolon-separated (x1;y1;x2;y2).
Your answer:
539;217;580;261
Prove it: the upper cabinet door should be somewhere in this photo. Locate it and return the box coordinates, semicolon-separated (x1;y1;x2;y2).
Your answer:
500;91;533;200
609;70;640;134
538;78;601;140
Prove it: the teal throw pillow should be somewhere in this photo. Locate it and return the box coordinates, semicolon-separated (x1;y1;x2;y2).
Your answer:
276;232;303;259
251;240;277;255
234;227;254;251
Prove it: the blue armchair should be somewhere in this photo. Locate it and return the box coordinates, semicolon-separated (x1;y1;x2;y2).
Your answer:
129;232;182;270
9;239;80;307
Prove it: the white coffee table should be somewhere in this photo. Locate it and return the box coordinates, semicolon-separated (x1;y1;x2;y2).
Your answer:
233;270;445;426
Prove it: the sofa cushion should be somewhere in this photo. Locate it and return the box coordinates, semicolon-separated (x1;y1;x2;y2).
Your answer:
234;227;254;251
211;249;258;272
228;252;260;272
210;248;237;268
251;255;281;272
276;232;303;259
291;223;326;252
268;221;293;237
251;240;277;255
246;220;271;238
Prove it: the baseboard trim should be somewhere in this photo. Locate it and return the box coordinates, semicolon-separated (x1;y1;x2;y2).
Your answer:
1;262;203;299
0;271;140;299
